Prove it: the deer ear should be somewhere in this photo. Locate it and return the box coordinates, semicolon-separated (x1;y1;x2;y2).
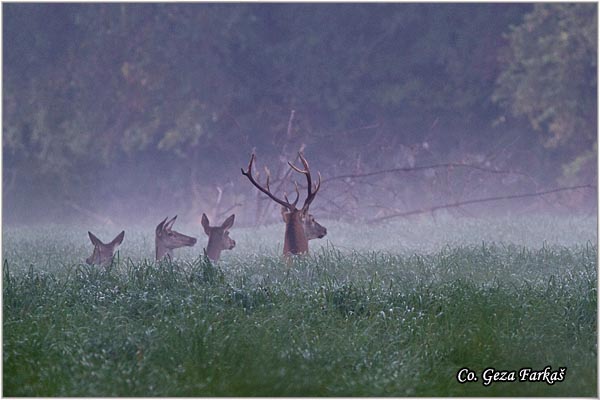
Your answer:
88;231;102;246
156;217;168;233
201;213;211;235
165;215;177;230
301;209;310;220
221;214;235;230
111;231;125;247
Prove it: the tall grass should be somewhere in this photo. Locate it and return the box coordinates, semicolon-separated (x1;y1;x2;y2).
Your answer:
3;216;597;396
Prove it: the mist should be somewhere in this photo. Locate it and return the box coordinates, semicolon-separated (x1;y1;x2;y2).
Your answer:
3;3;597;231
3;5;598;396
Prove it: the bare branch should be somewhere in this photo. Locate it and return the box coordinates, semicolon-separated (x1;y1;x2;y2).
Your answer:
368;184;596;224
321;162;531;184
286;109;295;139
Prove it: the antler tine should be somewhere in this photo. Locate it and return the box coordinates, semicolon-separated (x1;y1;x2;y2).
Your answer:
242;153;294;210
317;170;322;189
288;162;306;174
241;153;258;180
246;153;256;174
288;153;313;204
284;182;301;208
313;171;322;195
264;166;271;192
303;171;321;211
287;153;310;173
298;152;310;171
287;153;321;211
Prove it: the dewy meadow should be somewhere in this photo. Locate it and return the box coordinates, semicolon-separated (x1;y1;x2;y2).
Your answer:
3;2;598;397
3;215;597;396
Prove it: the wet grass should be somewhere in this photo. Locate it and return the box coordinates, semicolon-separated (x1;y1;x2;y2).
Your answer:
2;217;598;396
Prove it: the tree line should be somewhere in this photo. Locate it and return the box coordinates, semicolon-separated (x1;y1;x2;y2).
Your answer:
3;3;596;225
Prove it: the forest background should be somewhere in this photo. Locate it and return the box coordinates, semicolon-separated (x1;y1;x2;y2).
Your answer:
3;3;597;227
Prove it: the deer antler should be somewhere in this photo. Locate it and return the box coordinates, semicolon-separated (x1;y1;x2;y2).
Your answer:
284;181;301;208
242;154;299;210
288;152;322;212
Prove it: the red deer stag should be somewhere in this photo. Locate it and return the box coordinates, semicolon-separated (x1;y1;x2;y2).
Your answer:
242;153;327;256
201;213;236;261
155;216;197;261
86;230;125;266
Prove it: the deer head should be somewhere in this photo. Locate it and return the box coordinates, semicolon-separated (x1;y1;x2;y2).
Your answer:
86;230;125;266
242;152;326;256
155;216;197;261
282;206;327;240
201;213;236;261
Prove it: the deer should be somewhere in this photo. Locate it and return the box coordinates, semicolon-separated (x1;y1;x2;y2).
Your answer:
86;230;125;266
281;207;327;242
242;152;327;256
155;216;197;261
200;213;236;261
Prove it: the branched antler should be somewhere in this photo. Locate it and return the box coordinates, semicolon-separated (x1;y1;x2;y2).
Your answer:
288;152;322;212
242;153;298;210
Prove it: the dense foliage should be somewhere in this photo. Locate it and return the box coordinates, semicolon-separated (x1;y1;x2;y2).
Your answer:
494;3;597;184
3;4;597;224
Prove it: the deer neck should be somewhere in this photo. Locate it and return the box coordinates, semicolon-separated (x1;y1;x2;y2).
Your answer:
205;236;223;261
155;239;172;261
283;211;309;255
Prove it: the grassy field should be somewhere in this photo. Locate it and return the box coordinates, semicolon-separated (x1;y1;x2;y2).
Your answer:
3;215;597;396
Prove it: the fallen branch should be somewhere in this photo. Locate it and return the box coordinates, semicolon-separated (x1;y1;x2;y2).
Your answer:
368;184;596;224
322;162;531;184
